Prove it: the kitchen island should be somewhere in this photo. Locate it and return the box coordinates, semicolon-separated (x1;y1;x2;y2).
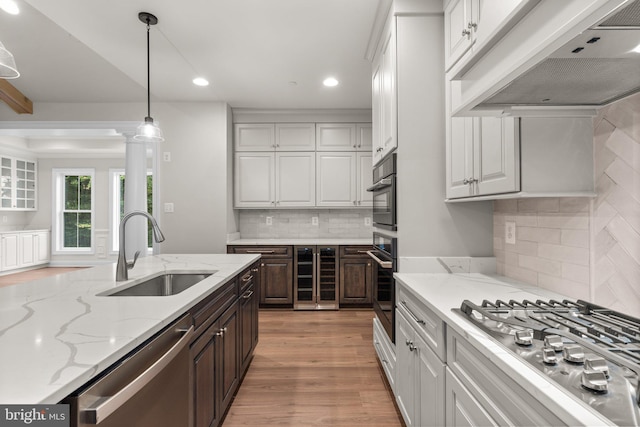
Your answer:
393;273;632;427
0;253;259;405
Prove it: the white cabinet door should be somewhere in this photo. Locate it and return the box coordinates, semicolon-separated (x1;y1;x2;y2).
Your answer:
416;332;446;427
446;368;499;427
474;117;519;195
447;117;474;198
357;153;373;207
445;0;480;71
380;22;397;159
316;124;357;151
316;152;356;207
1;233;19;271
396;310;417;426
234;124;275;151
275;123;315;151
35;231;50;264
20;233;35;267
275;153;315;207
234;153;275;207
357;124;373;151
372;60;384;165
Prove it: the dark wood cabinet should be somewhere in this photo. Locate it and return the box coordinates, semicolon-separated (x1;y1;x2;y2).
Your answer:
228;246;293;307
190;300;238;427
339;246;373;307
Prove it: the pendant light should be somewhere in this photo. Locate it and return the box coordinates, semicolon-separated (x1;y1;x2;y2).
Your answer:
0;41;19;79
134;12;164;142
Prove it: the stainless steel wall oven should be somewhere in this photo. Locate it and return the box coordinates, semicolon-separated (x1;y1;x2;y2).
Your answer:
368;232;397;343
367;154;396;231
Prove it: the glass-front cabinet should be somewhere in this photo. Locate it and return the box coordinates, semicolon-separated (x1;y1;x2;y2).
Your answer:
0;156;37;210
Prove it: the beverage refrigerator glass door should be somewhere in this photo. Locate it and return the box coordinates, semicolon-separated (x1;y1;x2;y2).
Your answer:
367;153;396;230
369;232;397;343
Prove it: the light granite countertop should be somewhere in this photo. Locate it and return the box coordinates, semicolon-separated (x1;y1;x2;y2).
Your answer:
0;253;259;405
395;273;614;427
227;238;371;246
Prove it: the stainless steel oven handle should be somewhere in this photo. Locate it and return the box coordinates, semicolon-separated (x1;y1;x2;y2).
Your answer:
366;178;392;192
366;250;393;269
83;325;195;424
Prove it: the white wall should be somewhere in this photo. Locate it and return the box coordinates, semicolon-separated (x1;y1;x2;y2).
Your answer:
0;100;235;258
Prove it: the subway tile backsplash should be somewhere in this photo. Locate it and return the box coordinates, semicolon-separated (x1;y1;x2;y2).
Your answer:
238;209;373;239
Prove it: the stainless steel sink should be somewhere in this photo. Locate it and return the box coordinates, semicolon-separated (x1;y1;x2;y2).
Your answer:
104;273;213;296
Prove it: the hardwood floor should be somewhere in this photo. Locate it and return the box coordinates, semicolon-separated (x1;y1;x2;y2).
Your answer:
0;267;87;288
224;310;403;427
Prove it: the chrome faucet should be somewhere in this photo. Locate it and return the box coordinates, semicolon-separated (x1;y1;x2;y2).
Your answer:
116;210;165;281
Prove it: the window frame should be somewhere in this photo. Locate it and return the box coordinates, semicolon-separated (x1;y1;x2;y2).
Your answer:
52;168;95;254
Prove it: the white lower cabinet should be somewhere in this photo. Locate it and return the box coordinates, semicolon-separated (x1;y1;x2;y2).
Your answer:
445;367;498;427
396;306;445;427
0;230;50;272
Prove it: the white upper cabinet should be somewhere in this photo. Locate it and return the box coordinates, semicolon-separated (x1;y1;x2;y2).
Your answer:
316;124;357;151
1;156;37;211
444;0;479;71
372;16;398;165
446;116;520;199
234;124;275;152
275;123;315;151
357;124;373;151
275;152;315;207
316;152;357;207
357;153;373;207
234;153;275;207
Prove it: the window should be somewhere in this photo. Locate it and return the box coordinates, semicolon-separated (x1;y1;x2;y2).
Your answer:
53;169;95;253
109;169;153;253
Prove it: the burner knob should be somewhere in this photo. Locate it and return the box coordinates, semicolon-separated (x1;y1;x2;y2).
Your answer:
581;370;608;392
543;335;563;352
563;344;585;364
542;347;558;365
515;329;534;346
584;356;610;378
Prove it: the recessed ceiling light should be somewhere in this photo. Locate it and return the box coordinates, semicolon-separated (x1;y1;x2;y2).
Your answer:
323;77;339;87
0;0;19;15
192;77;209;87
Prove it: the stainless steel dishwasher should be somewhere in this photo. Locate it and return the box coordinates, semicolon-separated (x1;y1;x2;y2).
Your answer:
64;314;193;427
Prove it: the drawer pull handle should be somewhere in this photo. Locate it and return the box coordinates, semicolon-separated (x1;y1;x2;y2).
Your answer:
401;300;426;325
246;250;275;254
242;275;253;282
242;290;254;299
251;268;259;273
374;342;389;364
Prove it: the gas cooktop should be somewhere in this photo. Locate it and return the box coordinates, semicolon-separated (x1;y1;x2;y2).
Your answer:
455;299;639;427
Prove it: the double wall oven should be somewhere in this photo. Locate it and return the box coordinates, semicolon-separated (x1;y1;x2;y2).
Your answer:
368;153;398;344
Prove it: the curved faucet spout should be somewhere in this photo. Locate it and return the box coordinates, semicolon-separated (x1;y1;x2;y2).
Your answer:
116;210;165;281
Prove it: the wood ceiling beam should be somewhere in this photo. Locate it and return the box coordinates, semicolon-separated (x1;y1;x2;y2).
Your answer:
0;79;33;114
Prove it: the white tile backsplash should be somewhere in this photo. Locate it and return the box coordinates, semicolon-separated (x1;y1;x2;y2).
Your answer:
495;92;640;318
238;209;373;239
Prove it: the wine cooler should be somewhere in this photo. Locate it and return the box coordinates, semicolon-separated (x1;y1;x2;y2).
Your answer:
293;245;339;310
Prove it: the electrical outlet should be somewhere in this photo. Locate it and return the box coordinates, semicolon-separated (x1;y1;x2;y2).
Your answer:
164;202;174;213
364;217;371;226
312;217;319;226
163;152;171;162
266;216;273;226
505;221;516;244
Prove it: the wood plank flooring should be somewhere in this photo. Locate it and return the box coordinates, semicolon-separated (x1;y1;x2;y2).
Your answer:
224;310;403;427
0;267;87;288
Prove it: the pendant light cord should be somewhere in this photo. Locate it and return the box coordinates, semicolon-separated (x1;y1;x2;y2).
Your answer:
146;19;151;120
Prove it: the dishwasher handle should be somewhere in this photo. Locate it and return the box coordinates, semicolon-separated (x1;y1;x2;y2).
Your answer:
83;324;194;424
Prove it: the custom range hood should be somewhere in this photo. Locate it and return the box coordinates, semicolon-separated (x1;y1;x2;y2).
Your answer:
455;0;640;115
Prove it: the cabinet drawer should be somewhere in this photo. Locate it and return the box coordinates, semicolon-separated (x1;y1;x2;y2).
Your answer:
447;329;564;426
192;280;238;336
396;284;445;361
339;245;371;258
239;262;259;293
373;316;396;392
227;245;292;258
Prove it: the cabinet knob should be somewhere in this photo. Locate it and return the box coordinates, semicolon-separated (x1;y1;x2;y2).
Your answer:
463;177;478;185
468;22;477;30
461;28;471;37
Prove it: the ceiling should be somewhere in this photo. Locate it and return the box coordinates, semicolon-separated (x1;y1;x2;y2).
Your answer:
0;0;381;111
